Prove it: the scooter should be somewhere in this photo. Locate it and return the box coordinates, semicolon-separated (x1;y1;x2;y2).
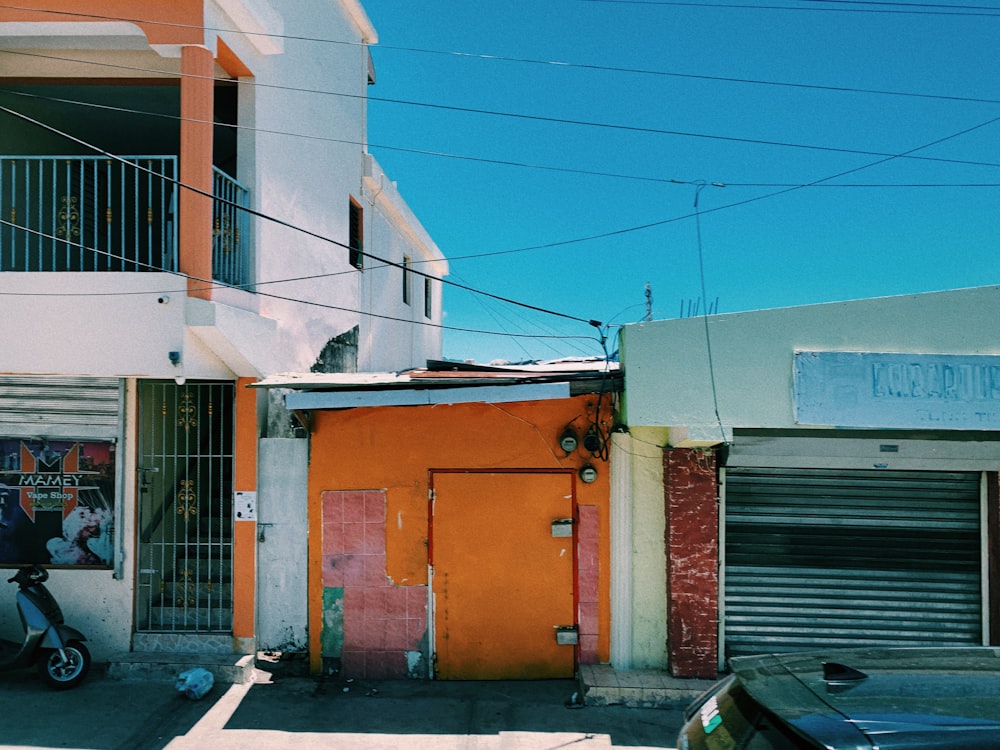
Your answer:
0;565;91;689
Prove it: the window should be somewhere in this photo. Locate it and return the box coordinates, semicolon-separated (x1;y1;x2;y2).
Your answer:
349;198;363;269
402;255;412;305
424;278;432;319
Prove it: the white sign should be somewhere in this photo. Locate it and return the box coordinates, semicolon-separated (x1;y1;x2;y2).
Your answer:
794;351;1000;430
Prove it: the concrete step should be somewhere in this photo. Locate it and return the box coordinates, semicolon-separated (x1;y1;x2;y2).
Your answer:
106;650;258;684
578;664;718;708
107;633;259;684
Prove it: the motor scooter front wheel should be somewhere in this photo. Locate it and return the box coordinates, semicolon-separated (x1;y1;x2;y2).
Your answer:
37;641;91;690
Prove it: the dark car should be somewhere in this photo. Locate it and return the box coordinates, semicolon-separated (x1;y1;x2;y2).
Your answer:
678;647;1000;749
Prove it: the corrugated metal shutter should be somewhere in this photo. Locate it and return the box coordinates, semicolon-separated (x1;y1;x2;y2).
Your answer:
724;467;982;659
0;376;121;439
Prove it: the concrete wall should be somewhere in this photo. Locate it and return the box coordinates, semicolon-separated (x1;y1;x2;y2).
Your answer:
306;395;615;676
621;286;1000;441
256;438;309;653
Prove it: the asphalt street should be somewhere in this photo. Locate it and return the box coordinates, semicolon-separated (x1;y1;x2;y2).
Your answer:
0;666;686;750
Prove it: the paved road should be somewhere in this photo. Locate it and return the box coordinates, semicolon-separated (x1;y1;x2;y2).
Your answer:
0;667;685;749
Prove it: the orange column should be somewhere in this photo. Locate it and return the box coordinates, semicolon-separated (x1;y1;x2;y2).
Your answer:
179;44;214;299
232;377;258;639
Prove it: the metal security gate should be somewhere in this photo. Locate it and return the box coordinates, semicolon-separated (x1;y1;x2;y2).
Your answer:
0;375;121;438
136;381;234;632
724;467;982;658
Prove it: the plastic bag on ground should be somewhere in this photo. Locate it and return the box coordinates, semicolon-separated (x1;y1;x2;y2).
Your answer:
175;667;214;700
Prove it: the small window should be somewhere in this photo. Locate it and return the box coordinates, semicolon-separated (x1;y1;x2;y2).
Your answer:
424;277;432;319
402;255;412;305
349;198;363;269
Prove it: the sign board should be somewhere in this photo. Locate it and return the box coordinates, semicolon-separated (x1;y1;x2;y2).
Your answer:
794;351;1000;430
0;439;115;567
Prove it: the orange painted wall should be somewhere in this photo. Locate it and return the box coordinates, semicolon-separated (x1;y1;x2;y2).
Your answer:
179;44;214;299
232;377;257;638
307;394;614;672
0;1;205;46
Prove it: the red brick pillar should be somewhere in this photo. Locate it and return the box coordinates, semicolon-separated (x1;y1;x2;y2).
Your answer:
665;448;719;678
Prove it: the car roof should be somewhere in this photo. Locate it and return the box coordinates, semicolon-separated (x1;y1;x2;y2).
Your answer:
731;647;1000;749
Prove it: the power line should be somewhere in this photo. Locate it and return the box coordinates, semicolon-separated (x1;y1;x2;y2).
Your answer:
5;89;997;191
444;114;1000;262
576;0;1000;16
1;3;997;106
0;102;605;332
3;52;999;173
0;217;602;347
9;88;990;272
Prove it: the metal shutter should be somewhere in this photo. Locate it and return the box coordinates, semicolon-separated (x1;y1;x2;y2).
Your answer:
0;375;122;439
724;467;982;659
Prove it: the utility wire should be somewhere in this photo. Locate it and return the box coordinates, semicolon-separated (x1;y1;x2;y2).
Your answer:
3;89;999;188
0;217;601;346
0;3;996;106
3;52;998;173
9;89;1000;200
0;102;605;331
577;0;1000;16
454;113;1000;262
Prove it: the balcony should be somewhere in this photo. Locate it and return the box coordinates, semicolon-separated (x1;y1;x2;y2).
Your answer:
0;156;250;287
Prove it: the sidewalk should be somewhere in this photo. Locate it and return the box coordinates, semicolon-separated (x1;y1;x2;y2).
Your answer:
0;662;697;750
165;668;690;750
579;663;716;708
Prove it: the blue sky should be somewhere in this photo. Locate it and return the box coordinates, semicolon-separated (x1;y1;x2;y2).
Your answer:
360;0;998;364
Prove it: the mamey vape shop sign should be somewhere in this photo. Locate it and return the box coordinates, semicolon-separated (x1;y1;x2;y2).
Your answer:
795;351;1000;430
0;439;115;567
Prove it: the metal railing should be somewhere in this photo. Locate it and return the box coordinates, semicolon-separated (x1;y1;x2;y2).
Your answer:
212;166;251;287
0;156;251;286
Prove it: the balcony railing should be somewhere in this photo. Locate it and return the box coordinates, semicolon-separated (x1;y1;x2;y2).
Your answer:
0;156;250;287
212;166;250;287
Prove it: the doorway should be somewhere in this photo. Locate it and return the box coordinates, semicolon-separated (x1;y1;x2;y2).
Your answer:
135;381;235;633
430;471;576;680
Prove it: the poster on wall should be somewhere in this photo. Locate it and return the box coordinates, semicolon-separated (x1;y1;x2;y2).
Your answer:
0;439;115;568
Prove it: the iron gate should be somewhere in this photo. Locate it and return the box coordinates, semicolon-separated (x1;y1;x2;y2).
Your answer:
136;381;234;632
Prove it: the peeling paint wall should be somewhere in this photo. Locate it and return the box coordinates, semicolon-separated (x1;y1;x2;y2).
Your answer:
307;395;615;678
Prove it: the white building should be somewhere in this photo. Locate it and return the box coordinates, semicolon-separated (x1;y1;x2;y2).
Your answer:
0;0;446;672
618;286;1000;679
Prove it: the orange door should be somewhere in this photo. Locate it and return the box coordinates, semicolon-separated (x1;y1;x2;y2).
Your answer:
431;471;576;680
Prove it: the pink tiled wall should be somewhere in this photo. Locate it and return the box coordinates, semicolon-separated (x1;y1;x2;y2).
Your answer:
322;490;427;679
577;505;600;664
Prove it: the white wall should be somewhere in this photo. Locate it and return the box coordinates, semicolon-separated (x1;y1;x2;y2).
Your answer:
610;429;668;670
256;438;309;653
621;286;1000;441
211;0;446;375
618;285;1000;670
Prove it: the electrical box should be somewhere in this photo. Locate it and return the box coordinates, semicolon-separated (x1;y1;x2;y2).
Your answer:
555;626;579;645
551;518;574;537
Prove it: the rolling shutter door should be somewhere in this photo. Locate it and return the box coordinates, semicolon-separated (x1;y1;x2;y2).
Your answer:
0;375;122;439
724;467;982;658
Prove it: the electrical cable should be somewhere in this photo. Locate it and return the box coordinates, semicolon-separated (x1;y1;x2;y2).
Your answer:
0;102;604;331
3;89;997;192
576;0;1000;16
2;51;998;172
0;3;997;105
691;182;728;444
0;217;603;347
